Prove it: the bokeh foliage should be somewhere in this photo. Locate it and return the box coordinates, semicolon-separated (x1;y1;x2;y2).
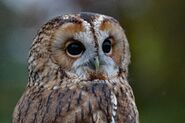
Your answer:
0;0;185;122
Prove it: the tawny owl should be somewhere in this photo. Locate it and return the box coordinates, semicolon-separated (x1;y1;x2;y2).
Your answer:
13;12;139;123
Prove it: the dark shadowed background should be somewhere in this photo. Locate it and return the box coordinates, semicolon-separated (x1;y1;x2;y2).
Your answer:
0;0;185;122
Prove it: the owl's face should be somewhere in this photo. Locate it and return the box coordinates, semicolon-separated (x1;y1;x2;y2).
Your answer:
29;13;130;81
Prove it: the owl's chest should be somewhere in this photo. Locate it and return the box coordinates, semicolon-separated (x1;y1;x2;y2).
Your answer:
14;83;114;123
13;82;137;123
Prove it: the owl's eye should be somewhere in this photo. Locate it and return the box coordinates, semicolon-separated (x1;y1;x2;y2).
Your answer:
102;38;112;54
66;42;85;57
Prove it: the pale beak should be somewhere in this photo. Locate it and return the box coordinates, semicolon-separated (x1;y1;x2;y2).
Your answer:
89;56;100;72
94;56;100;72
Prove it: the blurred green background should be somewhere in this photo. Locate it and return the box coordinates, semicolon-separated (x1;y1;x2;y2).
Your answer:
0;0;185;122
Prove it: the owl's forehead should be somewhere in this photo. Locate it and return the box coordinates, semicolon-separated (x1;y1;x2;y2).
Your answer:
59;12;119;33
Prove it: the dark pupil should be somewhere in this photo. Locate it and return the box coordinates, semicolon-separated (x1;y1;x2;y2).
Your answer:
67;42;84;56
102;39;111;53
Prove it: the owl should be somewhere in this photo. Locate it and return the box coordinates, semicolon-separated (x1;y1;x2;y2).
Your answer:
13;12;139;123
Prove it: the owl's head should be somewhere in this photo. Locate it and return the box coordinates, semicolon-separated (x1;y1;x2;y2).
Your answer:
28;12;130;82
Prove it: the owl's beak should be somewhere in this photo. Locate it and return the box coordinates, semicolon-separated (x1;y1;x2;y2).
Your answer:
89;56;100;72
94;56;100;72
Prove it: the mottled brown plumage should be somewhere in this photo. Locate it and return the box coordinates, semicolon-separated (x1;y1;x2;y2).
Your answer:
13;12;139;123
